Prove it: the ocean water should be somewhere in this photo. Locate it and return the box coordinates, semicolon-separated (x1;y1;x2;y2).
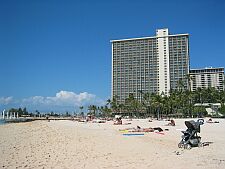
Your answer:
0;119;5;125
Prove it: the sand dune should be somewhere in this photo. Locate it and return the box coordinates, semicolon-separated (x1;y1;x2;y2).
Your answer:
0;118;225;169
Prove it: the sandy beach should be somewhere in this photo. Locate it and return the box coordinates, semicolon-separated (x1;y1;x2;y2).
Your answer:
0;118;225;169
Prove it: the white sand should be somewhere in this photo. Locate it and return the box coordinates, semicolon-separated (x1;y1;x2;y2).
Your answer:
0;118;225;169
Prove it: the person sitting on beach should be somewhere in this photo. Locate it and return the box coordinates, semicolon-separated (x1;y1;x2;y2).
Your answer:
114;117;122;125
166;119;175;126
207;118;213;123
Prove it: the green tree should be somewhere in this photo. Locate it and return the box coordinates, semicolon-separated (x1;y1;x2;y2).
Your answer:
193;106;207;117
110;95;120;115
218;105;225;116
177;79;185;92
88;105;97;116
65;112;70;117
99;106;112;117
79;106;84;115
18;108;23;116
142;92;152;117
23;107;28;115
151;93;163;119
125;93;142;117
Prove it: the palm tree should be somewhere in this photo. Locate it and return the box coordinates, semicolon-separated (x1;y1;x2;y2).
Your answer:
177;79;185;93
195;87;203;104
99;106;112;117
111;95;124;115
168;90;184;117
185;74;194;116
218;87;225;107
142;92;152;117
88;105;93;116
125;93;142;117
162;95;170;116
151;93;163;120
106;99;111;106
186;74;192;92
79;106;84;116
90;105;97;116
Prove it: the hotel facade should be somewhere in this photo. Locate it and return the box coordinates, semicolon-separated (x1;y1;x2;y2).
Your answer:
190;67;224;91
111;28;190;103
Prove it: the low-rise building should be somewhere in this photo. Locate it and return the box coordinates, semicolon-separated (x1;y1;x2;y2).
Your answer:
190;67;224;91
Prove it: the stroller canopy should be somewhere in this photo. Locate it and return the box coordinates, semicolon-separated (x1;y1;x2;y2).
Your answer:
185;120;200;133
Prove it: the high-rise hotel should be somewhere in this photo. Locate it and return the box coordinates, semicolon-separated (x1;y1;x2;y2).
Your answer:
111;28;189;103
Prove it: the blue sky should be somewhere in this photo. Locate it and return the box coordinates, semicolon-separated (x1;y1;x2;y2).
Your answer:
0;0;225;112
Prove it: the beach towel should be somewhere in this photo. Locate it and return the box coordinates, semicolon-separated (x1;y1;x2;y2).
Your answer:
123;133;144;136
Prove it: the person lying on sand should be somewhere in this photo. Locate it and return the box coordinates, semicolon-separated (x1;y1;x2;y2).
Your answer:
140;128;155;132
123;122;132;125
153;127;163;132
119;127;136;131
206;118;219;123
132;126;164;132
120;126;154;132
131;127;154;132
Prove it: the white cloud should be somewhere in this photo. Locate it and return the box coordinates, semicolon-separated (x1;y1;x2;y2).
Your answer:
0;97;13;105
20;91;105;112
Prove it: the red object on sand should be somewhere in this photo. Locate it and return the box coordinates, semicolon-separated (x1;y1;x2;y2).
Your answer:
155;132;165;135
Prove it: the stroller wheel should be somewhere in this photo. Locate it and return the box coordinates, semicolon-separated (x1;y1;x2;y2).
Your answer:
184;144;192;150
178;143;183;148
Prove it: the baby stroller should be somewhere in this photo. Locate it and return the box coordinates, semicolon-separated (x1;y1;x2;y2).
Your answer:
178;119;204;149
